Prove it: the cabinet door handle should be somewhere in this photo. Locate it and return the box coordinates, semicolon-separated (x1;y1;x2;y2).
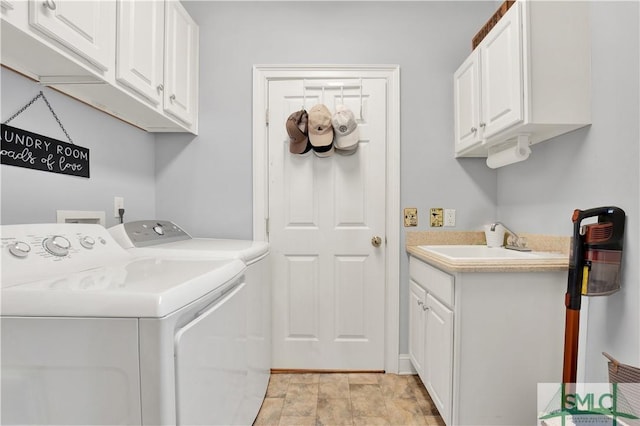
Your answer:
157;84;164;92
423;305;429;311
417;300;423;306
479;122;486;128
169;94;176;103
43;0;56;10
470;126;477;133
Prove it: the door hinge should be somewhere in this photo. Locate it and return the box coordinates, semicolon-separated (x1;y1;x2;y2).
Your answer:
265;109;269;127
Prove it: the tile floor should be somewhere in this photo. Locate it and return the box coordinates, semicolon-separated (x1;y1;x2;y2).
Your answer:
253;373;446;426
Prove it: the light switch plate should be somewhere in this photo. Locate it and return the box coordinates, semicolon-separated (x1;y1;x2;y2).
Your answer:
430;208;443;227
444;209;456;227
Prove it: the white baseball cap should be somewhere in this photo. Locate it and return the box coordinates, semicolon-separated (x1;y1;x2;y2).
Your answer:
331;105;359;154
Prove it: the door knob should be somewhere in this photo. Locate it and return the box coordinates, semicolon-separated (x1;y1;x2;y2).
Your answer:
371;236;382;247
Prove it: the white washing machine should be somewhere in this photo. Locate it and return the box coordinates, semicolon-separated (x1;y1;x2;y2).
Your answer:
108;220;271;426
0;223;248;426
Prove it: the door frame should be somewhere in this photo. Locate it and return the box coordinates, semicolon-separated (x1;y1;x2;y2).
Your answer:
252;64;401;373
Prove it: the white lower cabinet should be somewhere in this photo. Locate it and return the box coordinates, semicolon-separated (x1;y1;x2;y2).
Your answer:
423;293;453;423
408;280;426;377
409;258;454;425
409;255;565;425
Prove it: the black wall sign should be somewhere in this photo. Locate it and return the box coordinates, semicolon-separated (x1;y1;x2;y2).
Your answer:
0;124;90;178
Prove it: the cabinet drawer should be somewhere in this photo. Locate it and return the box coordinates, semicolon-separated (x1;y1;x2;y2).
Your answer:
409;257;454;307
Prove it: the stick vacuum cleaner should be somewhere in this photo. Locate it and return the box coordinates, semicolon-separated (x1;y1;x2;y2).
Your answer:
563;206;626;385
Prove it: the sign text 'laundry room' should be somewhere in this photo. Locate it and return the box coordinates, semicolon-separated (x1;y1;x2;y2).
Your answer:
0;124;90;178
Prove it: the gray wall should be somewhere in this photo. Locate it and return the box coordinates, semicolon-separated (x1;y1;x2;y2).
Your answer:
155;0;499;355
496;1;640;381
1;68;156;227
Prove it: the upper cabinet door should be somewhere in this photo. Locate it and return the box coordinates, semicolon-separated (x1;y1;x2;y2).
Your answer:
29;0;115;72
164;0;198;127
453;49;482;156
116;0;164;106
480;1;523;140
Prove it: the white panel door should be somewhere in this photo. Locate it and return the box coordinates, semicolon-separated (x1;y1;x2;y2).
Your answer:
269;79;387;370
116;0;164;105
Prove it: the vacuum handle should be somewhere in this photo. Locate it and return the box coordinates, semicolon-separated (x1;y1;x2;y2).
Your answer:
573;206;625;223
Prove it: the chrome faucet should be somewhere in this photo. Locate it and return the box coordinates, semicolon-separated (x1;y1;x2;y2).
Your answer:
490;222;531;251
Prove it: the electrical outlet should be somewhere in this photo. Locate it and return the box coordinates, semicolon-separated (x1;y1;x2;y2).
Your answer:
430;208;443;227
114;196;124;218
444;209;456;227
403;208;418;227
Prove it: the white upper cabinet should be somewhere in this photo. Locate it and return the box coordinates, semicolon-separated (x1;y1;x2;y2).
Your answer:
479;6;522;140
453;50;481;154
29;0;115;73
114;0;199;131
454;1;591;157
163;0;198;127
1;0;199;134
116;0;164;106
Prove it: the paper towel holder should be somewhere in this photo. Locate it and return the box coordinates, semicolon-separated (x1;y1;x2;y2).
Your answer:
486;134;532;169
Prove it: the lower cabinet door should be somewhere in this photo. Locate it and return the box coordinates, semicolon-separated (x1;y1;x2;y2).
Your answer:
424;293;453;425
409;280;426;376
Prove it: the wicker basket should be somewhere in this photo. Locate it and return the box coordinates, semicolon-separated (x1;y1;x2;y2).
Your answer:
603;352;640;424
471;0;515;50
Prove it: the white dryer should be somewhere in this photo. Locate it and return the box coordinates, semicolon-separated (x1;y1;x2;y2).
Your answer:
1;223;248;426
109;220;271;425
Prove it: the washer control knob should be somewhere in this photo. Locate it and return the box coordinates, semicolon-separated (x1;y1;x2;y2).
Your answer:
79;236;96;249
43;236;71;257
8;241;31;258
153;224;164;235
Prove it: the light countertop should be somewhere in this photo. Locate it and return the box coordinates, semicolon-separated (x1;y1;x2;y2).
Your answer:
406;231;570;273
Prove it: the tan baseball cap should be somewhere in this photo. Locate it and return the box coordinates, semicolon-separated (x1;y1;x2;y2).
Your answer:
286;110;312;154
331;105;359;154
308;104;334;157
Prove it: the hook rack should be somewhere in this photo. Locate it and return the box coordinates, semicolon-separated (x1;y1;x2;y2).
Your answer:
302;79;364;119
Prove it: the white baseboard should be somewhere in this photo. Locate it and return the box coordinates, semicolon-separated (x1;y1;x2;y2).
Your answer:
398;354;417;375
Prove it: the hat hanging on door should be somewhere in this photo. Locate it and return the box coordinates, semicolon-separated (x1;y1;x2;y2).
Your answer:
286;110;312;154
308;104;334;157
331;105;359;155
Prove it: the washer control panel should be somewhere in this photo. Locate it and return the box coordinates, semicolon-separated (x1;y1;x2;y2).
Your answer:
111;220;191;248
4;232;108;260
1;223;129;287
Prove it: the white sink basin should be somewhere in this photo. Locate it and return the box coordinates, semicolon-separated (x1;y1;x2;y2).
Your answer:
417;245;566;261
